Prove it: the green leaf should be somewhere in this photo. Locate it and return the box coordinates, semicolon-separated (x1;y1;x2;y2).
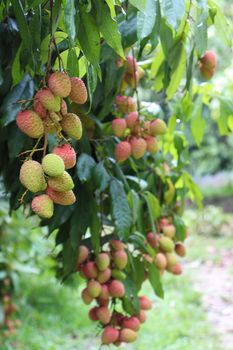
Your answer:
62;238;77;277
52;0;62;35
12;44;23;86
128;190;140;225
190;97;205;146
123;277;140;315
12;0;32;48
119;15;138;48
143;191;161;220
160;0;185;29
77;8;100;65
148;263;164;298
64;0;76;43
29;0;47;7
110;178;132;240
137;0;156;40
76;153;96;183
67;49;79;76
90;201;101;254
209;0;232;47
195;4;208;56
95;0;124;58
93;161;111;192
173;215;186;241
129;0;146;12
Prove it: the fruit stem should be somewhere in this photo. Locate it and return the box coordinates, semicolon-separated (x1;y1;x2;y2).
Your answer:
19;189;28;204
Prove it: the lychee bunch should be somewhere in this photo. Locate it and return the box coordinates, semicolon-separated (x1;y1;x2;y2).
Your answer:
119;55;145;91
16;71;88;219
76;240;153;346
199;50;217;80
143;218;188;277
112;102;167;162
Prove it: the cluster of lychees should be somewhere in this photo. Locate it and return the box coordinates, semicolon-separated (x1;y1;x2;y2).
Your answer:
76;240;152;346
199;50;217;80
144;217;187;276
16;72;88;218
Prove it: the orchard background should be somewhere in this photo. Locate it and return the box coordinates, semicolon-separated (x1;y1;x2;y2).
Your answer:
0;0;233;349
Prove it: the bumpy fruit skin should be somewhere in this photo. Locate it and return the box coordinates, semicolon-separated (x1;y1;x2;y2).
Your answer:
95;253;110;271
113;250;128;270
97;268;111;284
125;112;139;129
200;51;217;69
42;154;65;177
77;245;89;264
96;306;111;325
31;194;54;218
48;171;74;192
122;317;140;331
69;77;88;104
150;119;167;136
120;328;137;343
20;160;46;193
81;288;93;305
87;280;102;298
35;88;61;112
175;243;186;257
139;296;152;310
101;326;119;345
46;187;76;205
82;261;98;279
115;141;132;162
155;252;167;270
115;96;137;113
48;72;71;97
61;99;68;115
130;137;147;159
111;118;127;137
61;113;82;140
145;136;159;153
159;236;175;253
16;110;44;138
163;224;176;238
52;144;76;169
33;99;47;119
108;280;125;298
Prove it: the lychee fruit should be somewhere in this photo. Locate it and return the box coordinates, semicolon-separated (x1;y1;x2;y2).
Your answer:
97;298;109;307
115;141;131;162
125;111;139;129
163;224;176;238
168;263;183;275
124;71;139;87
200;64;215;80
126;56;138;74
146;232;158;249
77;245;89;265
31;194;54;218
97;268;112;284
155;253;167;270
89;307;99;321
150;119;167;136
139;296;152;310
121;316;140;331
130;137;147;159
175;243;186;257
115;95;137;113
82;261;98;279
69;77;88;104
108;280;125;298
119;328;137;343
46;187;76;205
145;136;159;153
111;118;127;137
96;306;111;325
139;310;147;323
48;71;71;97
112;250;128;270
61;113;82;140
61;99;68;115
19;160;46;193
200;51;217;69
16;110;44;138
33;99;47;119
48;171;74;192
52;144;76;169
99;284;110;300
87;280;102;298
95;253;110;271
81;288;93;305
42;154;65;177
159;236;175;253
101;326;119;345
143;120;151;135
166;253;177;267
35;88;61;112
111;269;126;280
110;240;126;251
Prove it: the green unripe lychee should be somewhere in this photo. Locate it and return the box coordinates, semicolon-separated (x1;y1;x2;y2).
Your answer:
97;268;111;284
112;250;128;270
166;253;177;267
111;269;126;280
20;160;46;193
95;253;110;271
42;154;65;177
119;328;137;343
48;171;74;192
159;236;175;252
61;113;82;140
35;88;61;112
87;280;102;298
31;194;54;218
150;119;167;136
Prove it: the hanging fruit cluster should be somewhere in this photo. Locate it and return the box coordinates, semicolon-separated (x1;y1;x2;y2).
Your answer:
16;72;88;218
199;50;217;80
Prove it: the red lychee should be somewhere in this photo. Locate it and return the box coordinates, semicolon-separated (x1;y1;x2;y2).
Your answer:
112;250;128;270
150;119;167;136
96;306;111;324
99;285;110;300
46;187;76;205
175;242;186;257
77;245;89;265
52;144;76;169
130;137;147;159
33;99;47;119
95;253;110;271
82;261;98;279
115;95;137;113
101;326;119;345
31;194;54;219
88;307;99;321
97;268;112;284
146;232;158;249
111;118;127;137
110;240;126;251
163;224;176;238
155;252;167;270
139;310;147;323
108;280;125;298
145;136;159;153
168;263;183;275
119;328;137;343
200;51;217;69
87;280;102;298
139;296;152;310
81;288;93;305
48;71;71;97
125;111;139;129
121;316;140;331
69;77;88;104
35;88;61;112
115;141;132;162
16;110;44;138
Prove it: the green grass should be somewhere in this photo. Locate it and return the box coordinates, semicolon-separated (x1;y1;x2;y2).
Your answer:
1;271;223;350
